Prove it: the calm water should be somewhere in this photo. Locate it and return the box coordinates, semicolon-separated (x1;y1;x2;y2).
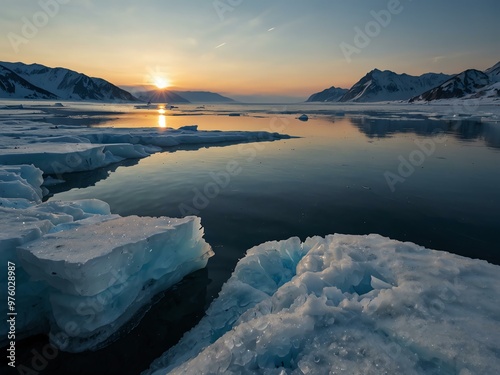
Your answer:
18;105;500;374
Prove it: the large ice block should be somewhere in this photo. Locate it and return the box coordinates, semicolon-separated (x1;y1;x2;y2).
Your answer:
17;215;213;352
0;197;114;344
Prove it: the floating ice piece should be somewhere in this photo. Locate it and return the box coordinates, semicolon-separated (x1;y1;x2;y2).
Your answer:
0;197;114;343
0;119;292;174
0;143;123;175
298;114;309;121
17;215;213;352
147;234;500;375
0;165;214;351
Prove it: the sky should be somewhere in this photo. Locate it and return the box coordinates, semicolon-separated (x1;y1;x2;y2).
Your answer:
1;0;499;102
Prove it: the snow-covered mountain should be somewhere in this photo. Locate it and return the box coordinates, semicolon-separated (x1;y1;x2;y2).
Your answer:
339;69;452;102
0;65;58;100
411;61;500;102
306;86;348;102
0;62;138;102
485;61;500;80
411;70;490;102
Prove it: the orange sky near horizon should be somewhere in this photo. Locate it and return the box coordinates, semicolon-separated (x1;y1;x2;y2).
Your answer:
1;1;498;100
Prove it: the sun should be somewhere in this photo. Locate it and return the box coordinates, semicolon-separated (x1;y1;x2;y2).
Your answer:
154;77;170;90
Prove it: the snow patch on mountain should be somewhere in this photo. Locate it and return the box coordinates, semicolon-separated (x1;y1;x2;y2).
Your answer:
0;65;58;100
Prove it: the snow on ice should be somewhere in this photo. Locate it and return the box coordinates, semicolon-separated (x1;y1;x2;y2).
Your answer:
147;235;500;375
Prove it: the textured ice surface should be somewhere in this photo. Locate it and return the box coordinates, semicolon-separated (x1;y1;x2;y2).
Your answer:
147;234;500;375
0;164;44;203
0;164;214;352
17;215;213;352
0;143;123;174
0;120;291;174
0;195;114;344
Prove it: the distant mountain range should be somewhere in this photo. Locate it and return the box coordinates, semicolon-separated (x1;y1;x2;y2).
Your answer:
172;91;235;103
0;62;137;101
0;62;237;104
2;60;498;104
308;61;500;103
133;89;190;104
306;87;348;102
132;89;235;104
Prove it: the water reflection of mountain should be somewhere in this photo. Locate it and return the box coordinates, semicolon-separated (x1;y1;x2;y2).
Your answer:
351;117;500;149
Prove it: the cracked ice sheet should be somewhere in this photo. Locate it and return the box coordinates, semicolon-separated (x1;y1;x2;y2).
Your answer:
146;234;500;375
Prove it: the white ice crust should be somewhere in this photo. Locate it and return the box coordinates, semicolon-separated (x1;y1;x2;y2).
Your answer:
0;164;213;352
147;235;500;375
0;120;290;174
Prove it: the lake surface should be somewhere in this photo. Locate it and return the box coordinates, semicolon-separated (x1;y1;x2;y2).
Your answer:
38;103;500;374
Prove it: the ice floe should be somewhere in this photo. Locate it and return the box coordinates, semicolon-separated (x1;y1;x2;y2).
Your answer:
0;165;213;352
0;120;291;175
147;235;500;375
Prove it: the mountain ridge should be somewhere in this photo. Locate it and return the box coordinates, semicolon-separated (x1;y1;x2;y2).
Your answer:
411;61;500;102
130;89;236;104
338;69;452;102
306;86;348;102
309;61;500;103
0;62;138;102
0;65;59;100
